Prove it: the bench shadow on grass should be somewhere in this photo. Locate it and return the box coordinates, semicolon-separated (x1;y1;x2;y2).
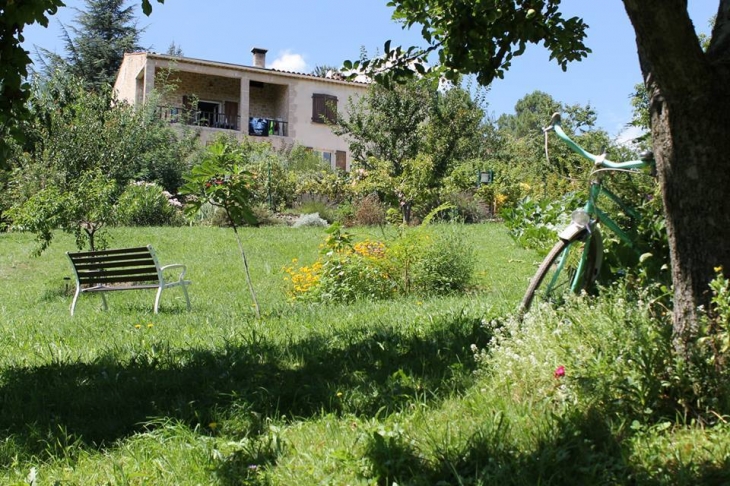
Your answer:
0;310;490;474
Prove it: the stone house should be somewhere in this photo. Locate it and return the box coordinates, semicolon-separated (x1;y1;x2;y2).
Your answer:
113;48;369;171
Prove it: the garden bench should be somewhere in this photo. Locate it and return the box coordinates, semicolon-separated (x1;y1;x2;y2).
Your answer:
66;245;191;316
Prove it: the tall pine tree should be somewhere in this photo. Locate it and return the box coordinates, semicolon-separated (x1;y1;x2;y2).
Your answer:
38;0;144;91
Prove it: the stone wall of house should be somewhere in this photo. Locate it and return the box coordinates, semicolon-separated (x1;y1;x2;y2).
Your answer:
248;83;287;119
113;53;147;103
157;69;241;107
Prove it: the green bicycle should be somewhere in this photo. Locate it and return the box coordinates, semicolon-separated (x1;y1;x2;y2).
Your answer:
519;113;655;315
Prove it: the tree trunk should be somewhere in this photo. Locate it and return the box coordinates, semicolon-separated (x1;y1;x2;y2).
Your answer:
623;0;730;353
402;201;412;225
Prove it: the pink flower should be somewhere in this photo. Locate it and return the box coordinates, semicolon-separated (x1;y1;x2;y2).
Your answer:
554;366;566;379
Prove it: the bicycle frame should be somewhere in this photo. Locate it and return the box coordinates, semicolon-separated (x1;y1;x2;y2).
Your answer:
546;119;651;294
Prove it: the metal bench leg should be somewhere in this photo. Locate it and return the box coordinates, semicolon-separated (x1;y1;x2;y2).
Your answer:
154;287;163;314
101;293;108;311
181;283;191;311
70;288;81;316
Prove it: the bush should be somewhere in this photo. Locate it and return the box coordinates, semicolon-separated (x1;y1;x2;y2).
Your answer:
292;213;329;228
353;193;386;226
411;227;475;293
184;201;219;226
315;246;394;302
293;193;337;223
333;200;356;226
115;182;184;227
477;277;730;429
138;127;200;194
474;289;672;424
295;170;351;204
439;191;493;223
251;204;285;226
284;223;476;303
284;224;392;303
501;193;582;254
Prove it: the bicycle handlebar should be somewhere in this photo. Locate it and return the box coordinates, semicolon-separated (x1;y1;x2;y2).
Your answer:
545;113;651;171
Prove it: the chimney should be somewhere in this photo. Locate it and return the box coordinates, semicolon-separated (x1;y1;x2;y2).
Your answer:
251;47;267;68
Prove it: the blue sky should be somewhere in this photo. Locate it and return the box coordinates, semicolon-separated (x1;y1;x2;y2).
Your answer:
22;1;717;139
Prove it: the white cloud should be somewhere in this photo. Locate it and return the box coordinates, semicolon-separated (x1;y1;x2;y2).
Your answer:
269;51;307;72
615;125;646;146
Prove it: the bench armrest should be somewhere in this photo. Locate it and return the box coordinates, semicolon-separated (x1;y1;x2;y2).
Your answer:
160;263;187;281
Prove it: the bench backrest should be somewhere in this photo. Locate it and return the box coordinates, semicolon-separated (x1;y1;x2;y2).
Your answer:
67;246;162;286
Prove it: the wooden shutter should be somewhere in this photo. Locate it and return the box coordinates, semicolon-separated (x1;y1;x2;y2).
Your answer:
224;101;239;129
312;94;325;123
312;94;337;123
325;95;338;123
335;150;347;170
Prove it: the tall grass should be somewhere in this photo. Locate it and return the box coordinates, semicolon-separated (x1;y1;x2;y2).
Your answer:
1;224;728;485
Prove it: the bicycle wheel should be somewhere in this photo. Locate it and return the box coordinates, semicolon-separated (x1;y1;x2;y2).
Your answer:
519;228;602;316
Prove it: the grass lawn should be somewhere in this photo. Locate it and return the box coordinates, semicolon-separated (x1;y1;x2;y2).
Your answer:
4;224;729;485
0;223;539;484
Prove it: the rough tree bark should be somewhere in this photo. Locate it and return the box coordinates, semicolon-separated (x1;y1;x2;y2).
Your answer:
623;0;730;352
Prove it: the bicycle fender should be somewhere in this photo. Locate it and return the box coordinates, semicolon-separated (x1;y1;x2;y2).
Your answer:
558;222;587;242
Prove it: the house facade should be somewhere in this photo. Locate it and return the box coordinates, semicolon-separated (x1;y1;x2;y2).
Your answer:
113;48;368;171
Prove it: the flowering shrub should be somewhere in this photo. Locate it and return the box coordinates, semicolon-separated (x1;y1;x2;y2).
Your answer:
115;181;184;226
283;224;392;303
283;223;475;303
283;259;322;296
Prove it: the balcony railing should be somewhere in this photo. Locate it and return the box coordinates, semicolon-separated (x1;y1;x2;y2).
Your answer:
248;117;288;137
156;106;240;131
156;107;289;137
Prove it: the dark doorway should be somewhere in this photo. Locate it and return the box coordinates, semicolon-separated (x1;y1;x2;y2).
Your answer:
197;101;219;127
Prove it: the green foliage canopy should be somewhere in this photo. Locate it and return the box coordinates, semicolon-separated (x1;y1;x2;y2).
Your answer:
0;0;164;158
5;71;196;250
345;0;590;86
37;0;146;90
180;137;258;228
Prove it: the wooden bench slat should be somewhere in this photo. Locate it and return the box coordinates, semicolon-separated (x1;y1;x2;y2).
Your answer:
76;265;158;277
69;253;154;265
78;273;159;283
81;278;160;293
73;259;156;271
69;246;150;258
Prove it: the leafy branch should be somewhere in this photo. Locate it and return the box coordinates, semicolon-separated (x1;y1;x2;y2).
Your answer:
180;137;261;318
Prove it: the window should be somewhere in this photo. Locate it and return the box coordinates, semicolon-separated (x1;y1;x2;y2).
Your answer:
312;93;338;124
313;149;336;169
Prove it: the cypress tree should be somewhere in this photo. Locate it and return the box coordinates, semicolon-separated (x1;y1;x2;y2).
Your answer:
38;0;144;90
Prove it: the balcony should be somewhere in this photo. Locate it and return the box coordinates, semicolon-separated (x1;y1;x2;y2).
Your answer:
156;106;241;131
156;107;290;139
